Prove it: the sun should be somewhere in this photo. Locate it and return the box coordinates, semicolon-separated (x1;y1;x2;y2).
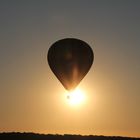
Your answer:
65;88;86;106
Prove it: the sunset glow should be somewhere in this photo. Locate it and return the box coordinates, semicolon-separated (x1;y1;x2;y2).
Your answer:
65;88;86;106
0;0;140;137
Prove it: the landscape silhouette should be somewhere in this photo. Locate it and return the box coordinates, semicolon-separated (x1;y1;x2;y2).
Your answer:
0;132;140;140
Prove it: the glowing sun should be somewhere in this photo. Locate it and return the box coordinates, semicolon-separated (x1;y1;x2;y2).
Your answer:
66;88;86;106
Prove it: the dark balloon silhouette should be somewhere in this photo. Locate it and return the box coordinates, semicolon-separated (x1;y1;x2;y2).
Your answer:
47;38;94;91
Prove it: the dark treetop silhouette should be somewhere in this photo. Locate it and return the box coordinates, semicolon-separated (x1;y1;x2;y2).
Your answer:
0;132;139;140
47;38;94;91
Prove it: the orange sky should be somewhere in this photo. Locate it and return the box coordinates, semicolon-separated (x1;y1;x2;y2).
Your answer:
0;0;140;137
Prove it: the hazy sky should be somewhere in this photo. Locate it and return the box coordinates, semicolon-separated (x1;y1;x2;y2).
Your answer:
0;0;140;137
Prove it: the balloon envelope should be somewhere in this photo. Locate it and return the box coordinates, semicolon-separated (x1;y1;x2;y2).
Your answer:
47;38;94;91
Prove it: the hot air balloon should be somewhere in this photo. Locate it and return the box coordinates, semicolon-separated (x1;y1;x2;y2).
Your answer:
47;38;94;91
